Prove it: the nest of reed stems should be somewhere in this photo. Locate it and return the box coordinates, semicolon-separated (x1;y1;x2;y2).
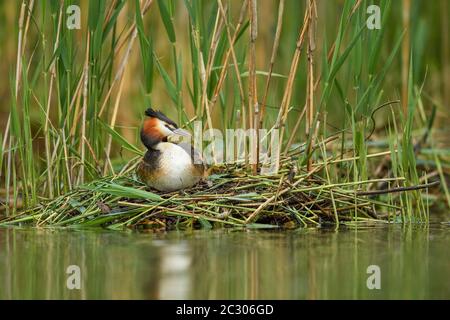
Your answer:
1;150;436;231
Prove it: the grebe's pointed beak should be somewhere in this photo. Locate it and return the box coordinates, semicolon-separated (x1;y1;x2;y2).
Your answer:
172;128;191;137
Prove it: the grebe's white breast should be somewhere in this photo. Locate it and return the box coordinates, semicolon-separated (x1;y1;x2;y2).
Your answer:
152;142;201;191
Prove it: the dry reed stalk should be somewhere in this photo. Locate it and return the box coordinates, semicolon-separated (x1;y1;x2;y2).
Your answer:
199;0;246;163
199;5;229;164
212;0;247;135
248;0;258;174
283;0;361;157
114;0;153;54
269;5;311;172
199;53;217;165
14;1;26;97
260;0;285;122
61;129;72;191
284;104;307;155
305;0;317;172
102;1;146;174
43;5;63;198
103;0;119;30
257;0;285;173
1;1;26;208
80;34;90;185
67;0;153;133
349;0;362;19
104;64;127;175
20;0;34;62
99;0;153;117
215;0;249;168
68;73;85;137
205;5;227;81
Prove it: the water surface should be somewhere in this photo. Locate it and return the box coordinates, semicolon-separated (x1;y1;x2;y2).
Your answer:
0;224;449;299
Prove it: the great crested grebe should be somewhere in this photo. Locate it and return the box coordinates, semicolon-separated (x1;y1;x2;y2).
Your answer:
137;108;205;192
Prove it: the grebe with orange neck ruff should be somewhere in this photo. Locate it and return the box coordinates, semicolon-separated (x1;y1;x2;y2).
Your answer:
137;108;205;192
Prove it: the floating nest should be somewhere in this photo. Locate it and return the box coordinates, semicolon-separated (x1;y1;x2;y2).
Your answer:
0;155;435;230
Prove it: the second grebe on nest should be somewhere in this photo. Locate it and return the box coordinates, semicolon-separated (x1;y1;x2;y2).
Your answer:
137;108;205;192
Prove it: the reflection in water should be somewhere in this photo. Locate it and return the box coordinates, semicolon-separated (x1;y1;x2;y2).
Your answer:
0;225;449;299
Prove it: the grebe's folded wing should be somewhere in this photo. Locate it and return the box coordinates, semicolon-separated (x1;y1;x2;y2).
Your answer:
177;142;206;168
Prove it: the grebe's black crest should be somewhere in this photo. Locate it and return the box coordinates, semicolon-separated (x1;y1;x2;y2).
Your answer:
145;108;178;128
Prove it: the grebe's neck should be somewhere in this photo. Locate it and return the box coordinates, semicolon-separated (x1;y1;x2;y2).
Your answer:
140;130;167;150
141;118;167;150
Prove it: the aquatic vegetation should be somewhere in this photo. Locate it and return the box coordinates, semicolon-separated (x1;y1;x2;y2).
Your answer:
0;0;447;228
0;151;438;229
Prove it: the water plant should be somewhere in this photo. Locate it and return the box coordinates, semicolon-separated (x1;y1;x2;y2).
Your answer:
0;0;447;229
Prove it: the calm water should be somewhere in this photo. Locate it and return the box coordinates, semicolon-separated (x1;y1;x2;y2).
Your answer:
0;224;449;299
